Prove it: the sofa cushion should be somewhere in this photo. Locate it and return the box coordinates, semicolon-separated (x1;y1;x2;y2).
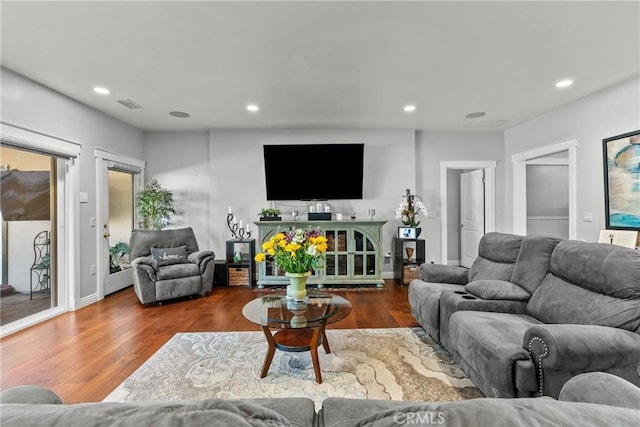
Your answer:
510;234;563;294
0;399;302;427
526;240;640;332
320;398;640;427
465;280;530;301
0;386;62;405
559;372;640;410
526;274;640;332
549;240;640;299
468;233;523;282
156;263;200;281
446;311;541;397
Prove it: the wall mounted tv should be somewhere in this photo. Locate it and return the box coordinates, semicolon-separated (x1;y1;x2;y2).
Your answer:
263;143;364;200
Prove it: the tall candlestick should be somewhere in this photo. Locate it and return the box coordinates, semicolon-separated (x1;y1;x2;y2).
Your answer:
233;217;237;224
228;206;232;214
240;220;243;229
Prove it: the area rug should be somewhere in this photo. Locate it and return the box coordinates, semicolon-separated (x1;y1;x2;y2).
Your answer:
104;327;483;410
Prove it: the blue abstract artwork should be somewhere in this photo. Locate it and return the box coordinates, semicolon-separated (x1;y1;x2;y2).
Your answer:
604;131;640;230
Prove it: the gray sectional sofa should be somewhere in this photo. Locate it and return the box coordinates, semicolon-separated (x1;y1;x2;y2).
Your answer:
409;232;640;399
2;372;640;426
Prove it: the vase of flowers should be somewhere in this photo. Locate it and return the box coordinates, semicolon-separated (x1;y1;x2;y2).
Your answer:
396;188;428;236
254;228;328;301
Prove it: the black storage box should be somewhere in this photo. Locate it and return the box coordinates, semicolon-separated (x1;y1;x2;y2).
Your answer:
308;212;331;221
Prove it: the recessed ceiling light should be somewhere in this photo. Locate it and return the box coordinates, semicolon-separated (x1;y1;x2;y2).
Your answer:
555;79;574;88
403;104;416;113
247;104;259;112
465;111;486;119
169;111;190;118
93;86;110;95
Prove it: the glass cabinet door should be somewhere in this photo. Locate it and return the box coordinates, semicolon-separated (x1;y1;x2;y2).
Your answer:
352;230;378;277
324;229;348;278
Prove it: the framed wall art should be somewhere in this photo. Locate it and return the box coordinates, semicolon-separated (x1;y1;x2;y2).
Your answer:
603;130;640;230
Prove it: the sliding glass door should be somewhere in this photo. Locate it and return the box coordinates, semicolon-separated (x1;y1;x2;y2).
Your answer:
0;146;57;326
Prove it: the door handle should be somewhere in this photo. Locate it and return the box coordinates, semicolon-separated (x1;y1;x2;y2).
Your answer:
104;232;111;238
460;224;464;228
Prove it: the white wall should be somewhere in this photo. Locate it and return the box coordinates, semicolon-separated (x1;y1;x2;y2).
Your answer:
446;169;461;263
505;76;640;240
206;129;415;262
526;164;569;239
415;130;505;263
1;67;145;302
143;131;210;249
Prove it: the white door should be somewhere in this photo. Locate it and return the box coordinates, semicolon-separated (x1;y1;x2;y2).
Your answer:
460;169;485;268
97;155;143;297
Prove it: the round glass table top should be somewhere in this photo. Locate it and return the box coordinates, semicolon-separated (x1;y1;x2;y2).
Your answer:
242;292;352;329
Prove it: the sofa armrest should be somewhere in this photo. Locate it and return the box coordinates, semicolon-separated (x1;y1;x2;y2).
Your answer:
187;250;214;266
559;372;640;410
0;386;62;404
131;256;158;270
525;324;640;372
420;264;468;284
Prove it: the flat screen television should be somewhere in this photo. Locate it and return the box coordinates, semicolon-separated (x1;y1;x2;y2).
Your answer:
263;143;364;200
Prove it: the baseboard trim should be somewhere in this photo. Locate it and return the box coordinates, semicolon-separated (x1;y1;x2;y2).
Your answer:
382;271;396;280
448;259;461;266
76;293;99;309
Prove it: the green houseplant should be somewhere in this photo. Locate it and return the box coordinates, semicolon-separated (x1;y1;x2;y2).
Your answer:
259;207;281;221
109;242;130;274
136;179;175;230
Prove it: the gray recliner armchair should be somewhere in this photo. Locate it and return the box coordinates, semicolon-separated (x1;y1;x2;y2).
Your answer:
129;227;215;305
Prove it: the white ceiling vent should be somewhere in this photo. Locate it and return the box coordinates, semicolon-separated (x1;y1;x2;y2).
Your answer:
464;120;509;128
116;99;144;110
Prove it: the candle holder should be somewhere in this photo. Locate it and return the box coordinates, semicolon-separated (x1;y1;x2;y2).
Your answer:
227;213;252;240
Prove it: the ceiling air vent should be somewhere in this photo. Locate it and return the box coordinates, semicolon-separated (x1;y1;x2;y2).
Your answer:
116;99;144;110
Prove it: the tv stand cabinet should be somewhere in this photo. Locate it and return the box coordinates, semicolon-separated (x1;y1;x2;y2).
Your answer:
254;220;387;288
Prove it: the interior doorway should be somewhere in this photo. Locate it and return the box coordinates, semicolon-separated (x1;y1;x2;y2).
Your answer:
512;138;578;239
439;161;497;265
526;156;569;239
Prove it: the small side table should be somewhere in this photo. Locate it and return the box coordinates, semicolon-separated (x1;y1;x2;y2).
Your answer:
225;239;255;287
242;292;352;384
393;236;426;285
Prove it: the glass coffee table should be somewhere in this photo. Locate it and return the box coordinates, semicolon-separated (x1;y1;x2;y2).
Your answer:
242;292;352;384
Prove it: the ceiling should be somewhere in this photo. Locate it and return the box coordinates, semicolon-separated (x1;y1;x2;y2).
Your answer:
2;1;639;132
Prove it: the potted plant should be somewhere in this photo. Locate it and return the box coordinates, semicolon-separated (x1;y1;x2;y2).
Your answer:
109;242;130;274
258;207;281;221
136;179;175;230
254;229;327;300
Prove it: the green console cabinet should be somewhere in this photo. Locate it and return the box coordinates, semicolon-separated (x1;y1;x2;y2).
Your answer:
254;220;387;288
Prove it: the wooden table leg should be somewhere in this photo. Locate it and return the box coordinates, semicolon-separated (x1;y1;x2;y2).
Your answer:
260;326;277;378
322;329;331;354
309;326;324;384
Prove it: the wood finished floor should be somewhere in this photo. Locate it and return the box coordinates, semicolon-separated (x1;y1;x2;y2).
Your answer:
0;280;418;403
